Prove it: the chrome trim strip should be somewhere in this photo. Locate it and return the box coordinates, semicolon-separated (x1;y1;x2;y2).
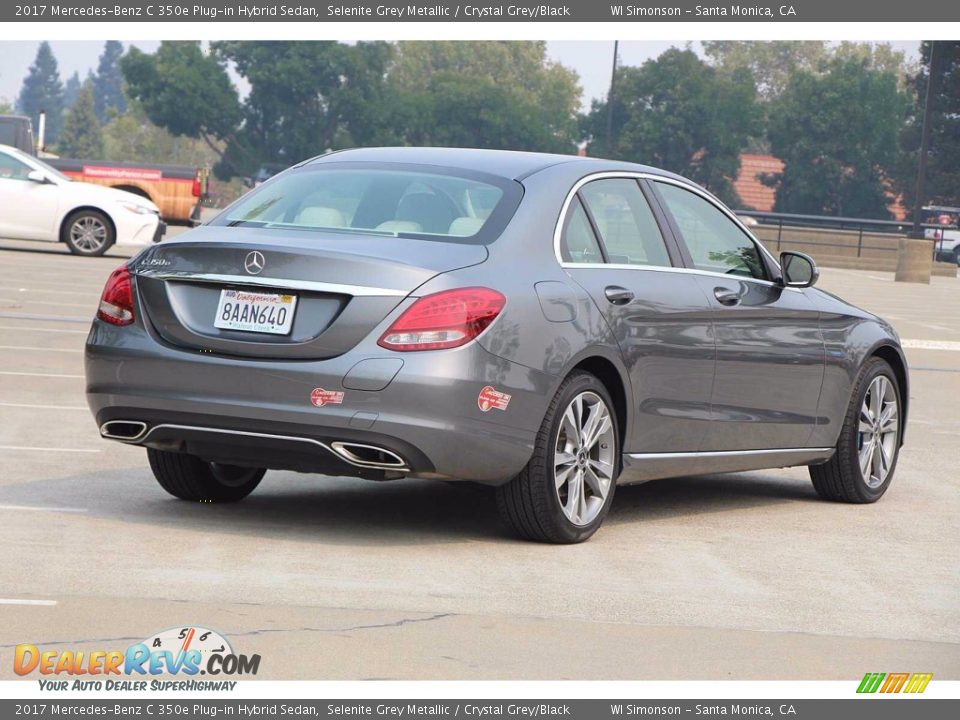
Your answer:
627;447;834;461
138;271;408;297
552;171;784;284
330;441;407;469
557;261;802;291
128;423;411;472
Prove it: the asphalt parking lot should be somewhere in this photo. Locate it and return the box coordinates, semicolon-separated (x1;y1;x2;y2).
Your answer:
1;235;958;680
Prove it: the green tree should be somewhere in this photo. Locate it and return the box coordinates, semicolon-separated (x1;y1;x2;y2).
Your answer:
832;42;911;85
119;41;581;179
703;41;828;100
766;55;908;218
57;82;104;158
0;98;13;115
63;71;82;109
388;41;581;154
16;41;65;144
896;41;960;215
102;102;221;166
93;41;128;121
121;41;241;159
211;41;395;178
703;41;909;100
583;48;760;205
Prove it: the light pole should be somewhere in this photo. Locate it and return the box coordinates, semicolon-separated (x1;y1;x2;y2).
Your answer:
605;40;619;153
910;41;939;239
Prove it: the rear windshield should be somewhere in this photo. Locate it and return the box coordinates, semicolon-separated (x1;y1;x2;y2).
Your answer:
211;163;522;244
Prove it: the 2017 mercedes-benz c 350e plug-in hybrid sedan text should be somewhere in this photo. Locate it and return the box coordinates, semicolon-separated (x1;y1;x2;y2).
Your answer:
86;148;909;543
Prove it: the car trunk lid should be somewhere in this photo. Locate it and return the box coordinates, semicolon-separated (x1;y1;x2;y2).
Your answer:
132;226;487;360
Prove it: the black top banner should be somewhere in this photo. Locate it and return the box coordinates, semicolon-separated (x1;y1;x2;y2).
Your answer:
5;0;959;22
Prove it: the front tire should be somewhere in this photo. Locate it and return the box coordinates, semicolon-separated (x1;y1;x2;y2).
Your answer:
809;357;902;503
148;448;264;502
62;209;114;256
496;371;619;543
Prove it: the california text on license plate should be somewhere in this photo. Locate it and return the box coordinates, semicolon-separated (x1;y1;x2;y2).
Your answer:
214;289;297;335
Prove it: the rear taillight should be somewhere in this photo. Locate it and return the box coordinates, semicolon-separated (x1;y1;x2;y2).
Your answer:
192;176;201;197
97;266;135;326
377;287;506;352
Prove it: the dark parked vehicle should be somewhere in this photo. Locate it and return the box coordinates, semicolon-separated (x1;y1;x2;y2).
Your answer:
86;148;908;543
0;115;34;155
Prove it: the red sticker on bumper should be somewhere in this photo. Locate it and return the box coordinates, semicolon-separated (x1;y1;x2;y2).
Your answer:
478;385;511;412
311;388;345;408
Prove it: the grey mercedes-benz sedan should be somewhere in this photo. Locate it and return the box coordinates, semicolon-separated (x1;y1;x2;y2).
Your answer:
86;147;908;543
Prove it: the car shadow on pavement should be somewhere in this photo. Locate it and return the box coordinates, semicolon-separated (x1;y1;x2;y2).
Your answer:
1;465;821;545
607;472;820;526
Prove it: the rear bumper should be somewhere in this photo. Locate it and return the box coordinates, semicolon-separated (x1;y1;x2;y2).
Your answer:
97;411;433;480
85;319;553;484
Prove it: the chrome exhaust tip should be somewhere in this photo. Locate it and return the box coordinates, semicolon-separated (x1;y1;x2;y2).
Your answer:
330;441;408;470
100;420;148;442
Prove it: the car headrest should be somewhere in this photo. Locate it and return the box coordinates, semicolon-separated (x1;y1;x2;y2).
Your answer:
448;217;485;236
296;206;345;227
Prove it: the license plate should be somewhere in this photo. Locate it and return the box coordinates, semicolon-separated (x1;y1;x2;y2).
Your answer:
214;289;297;335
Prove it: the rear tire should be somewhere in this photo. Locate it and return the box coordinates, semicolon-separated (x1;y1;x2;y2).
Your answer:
147;448;264;502
809;357;902;503
496;371;619;543
62;209;115;257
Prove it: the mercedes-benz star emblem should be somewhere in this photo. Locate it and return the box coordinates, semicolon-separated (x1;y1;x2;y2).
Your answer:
244;250;265;275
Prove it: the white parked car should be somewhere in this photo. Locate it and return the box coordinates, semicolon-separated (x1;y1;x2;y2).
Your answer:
0;143;163;256
923;206;960;265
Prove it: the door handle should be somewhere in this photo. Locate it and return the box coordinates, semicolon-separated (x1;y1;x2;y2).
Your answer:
604;286;634;305
714;287;741;306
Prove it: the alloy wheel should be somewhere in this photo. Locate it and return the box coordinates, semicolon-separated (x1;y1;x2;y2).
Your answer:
70;216;108;253
553;391;616;526
857;375;899;488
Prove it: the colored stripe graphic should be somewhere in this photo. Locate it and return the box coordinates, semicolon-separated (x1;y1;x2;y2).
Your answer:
904;673;933;694
857;672;932;693
880;673;909;693
857;673;885;693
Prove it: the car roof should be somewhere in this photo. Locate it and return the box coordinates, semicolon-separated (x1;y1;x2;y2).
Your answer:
304;146;679;182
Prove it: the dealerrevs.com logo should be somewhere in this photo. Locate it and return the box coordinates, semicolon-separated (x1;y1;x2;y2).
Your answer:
857;672;933;694
15;626;260;691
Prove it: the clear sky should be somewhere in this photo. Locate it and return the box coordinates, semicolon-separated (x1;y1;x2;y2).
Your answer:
0;40;921;111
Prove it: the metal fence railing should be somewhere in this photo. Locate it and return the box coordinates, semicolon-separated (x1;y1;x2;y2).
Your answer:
734;210;947;258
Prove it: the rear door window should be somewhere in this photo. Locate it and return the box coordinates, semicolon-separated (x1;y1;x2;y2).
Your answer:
578;179;672;267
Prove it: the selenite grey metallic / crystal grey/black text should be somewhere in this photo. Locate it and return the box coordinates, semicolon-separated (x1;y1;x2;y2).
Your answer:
85;147;909;543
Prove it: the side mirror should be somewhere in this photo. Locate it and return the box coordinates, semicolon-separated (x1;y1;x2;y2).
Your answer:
779;251;819;288
26;170;49;184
